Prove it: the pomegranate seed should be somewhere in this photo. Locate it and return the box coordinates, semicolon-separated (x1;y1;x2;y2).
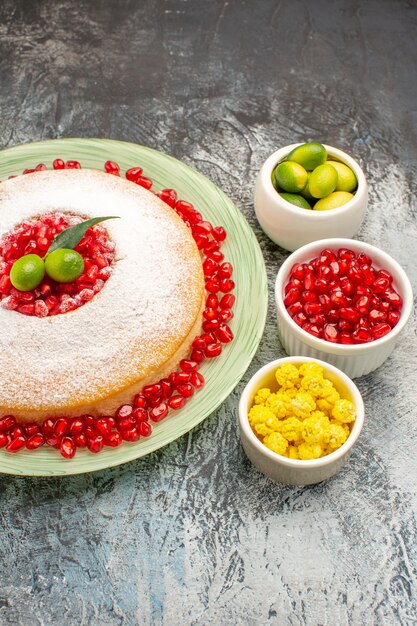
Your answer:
195;234;209;250
205;342;222;358
12;426;24;439
66;160;81;169
368;309;387;323
290;263;305;280
0;433;8;447
388;310;401;327
373;277;390;293
352;328;373;343
304;302;322;317
122;428;140;441
53;158;65;169
158;189;177;207
217;277;234;293
69;418;84;435
218;262;233;278
84;426;97;439
218;308;233;323
149;403;169;422
206;279;219;293
202;319;220;332
355;295;371;315
6;436;26;452
285;279;302;294
104;160;120;175
372;323;392;340
0;415;16;432
212;226;227;241
190;371;205;389
160;378;173;399
179;359;199;372
191;348;204;362
203;307;218;321
60;436;76;459
0;275;12;293
338;248;356;260
284;288;300;307
310;313;326;327
137;176;152;189
42;418;55;436
116;404;133;419
139;421;153;437
361;265;375;285
132;407;148;422
177;383;194;398
340;332;354;344
168;395;186;410
219;294;235;309
75;433;87;448
84;415;95;428
339;307;360;323
54;418;68;437
206;294;219;308
24;423;40;436
216;323;234;343
87;435;104;453
105;431;123;447
330;290;347;308
302;323;322;338
377;269;393;283
301;290;318;303
95;417;113;435
323;324;339;343
133;393;147;409
118;416;137;431
383;290;402;309
125;167;143;182
339;320;354;332
203;258;218;277
293;312;307;326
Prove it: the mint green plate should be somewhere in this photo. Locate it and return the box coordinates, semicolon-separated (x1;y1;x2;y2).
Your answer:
0;139;267;476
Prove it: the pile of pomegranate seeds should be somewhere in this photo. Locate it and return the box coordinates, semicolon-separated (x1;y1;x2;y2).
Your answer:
0;213;115;317
0;159;234;458
284;248;402;344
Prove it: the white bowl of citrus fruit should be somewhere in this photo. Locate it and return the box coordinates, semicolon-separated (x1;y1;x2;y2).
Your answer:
254;142;368;251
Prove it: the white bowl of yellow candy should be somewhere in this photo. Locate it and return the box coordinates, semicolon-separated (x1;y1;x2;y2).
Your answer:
238;356;364;485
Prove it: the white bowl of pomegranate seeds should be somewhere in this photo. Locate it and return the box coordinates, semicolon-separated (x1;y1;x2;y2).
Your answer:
275;238;413;378
254;144;368;251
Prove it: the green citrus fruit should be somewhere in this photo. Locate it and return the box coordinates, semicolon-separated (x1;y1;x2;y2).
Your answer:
326;160;357;192
300;173;315;201
286;142;327;170
280;193;311;210
314;191;354;211
274;162;308;193
45;249;84;283
10;254;45;291
308;163;338;198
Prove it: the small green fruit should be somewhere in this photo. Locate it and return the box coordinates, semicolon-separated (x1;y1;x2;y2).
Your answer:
286;142;327;170
280;193;311;210
308;163;338;198
274;161;308;193
10;254;45;291
45;249;84;283
314;191;354;211
326;160;357;192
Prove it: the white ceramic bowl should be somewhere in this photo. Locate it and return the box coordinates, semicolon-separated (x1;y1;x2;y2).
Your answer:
239;356;364;485
254;143;368;251
275;238;413;378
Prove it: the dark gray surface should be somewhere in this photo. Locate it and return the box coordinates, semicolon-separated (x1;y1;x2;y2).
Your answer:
0;1;416;625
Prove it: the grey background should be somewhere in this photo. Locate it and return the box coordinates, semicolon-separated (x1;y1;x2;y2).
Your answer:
0;1;416;625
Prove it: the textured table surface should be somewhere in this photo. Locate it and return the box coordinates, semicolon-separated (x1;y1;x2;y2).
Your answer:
0;1;416;625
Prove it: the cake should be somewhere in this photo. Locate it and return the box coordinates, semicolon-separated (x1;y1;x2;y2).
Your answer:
0;169;205;423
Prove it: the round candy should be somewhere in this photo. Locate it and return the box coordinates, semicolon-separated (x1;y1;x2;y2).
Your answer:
10;254;45;291
286;142;327;170
45;248;85;283
314;191;354;211
274;161;308;194
308;163;338;198
280;193;311;210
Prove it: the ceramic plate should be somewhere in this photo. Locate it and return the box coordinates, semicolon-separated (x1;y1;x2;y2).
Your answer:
0;138;267;476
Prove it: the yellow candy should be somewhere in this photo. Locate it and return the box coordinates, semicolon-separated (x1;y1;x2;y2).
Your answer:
291;391;316;419
298;362;324;378
332;398;356;423
327;423;349;449
254;415;282;437
301;411;330;444
300;373;326;398
248;405;275;426
266;392;289;418
288;445;299;459
275;363;300;388
263;432;289;456
298;442;323;460
254;387;271;405
280;417;303;442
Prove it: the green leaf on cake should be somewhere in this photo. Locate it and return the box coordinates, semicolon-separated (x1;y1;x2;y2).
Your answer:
46;216;119;255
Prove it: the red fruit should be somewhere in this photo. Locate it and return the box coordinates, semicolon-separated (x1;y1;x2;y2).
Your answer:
53;158;65;169
116;404;133;419
193;336;207;351
180;359;199;372
105;431;123;447
219;294;235;309
357;252;372;266
54;417;68;437
352;328;373;343
75;433;87;448
168;395;186;410
290;263;305;280
0;415;16;432
87;435;104;453
6;436;26;452
132;407;148;422
293;312;307;327
160;378;173;399
377;269;393;283
0;434;8;447
304;302;322;317
301;290;317;303
118;416;136;431
339;277;355;296
203;307;218;321
218;308;233;323
204;342;222;358
139;422;153;437
173;372;191;385
361;265;375;285
339;307;359;323
284;288;300;307
194;221;212;236
24;423;40;437
12;426;25;439
158;189;177;207
302;323;322;338
137;176;152;189
319;249;337;264
65;160;81;169
388;310;401;327
177;383;194;398
205;279;219;293
203;258;218;277
133;394;147;409
60;436;76;459
355;295;370;315
383;290;402;309
338;248;356;260
372;323;392;340
104;160;120;175
219;278;235;293
207;250;224;264
323;324;339;343
216;324;234;343
309;313;326;327
373;277;390;293
95;417;113;435
212;226;227;242
190;371;205;389
125;167;143;182
206;294;219;308
191;349;204;363
69;418;84;435
330;290;347;308
218;262;233;278
368;309;387;323
150;403;169;422
340;332;354;344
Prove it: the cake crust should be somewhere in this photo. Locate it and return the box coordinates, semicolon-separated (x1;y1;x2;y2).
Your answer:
0;169;205;421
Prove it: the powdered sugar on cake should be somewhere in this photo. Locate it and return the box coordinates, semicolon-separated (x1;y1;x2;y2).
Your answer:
0;169;205;415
